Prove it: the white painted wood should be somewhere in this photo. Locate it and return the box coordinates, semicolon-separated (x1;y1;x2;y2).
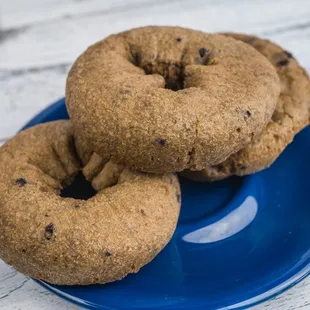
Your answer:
0;0;310;309
1;0;310;70
0;261;79;310
0;0;158;29
0;67;69;138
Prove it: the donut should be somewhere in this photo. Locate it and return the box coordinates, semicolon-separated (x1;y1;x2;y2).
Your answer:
66;26;280;174
182;34;310;181
0;121;181;285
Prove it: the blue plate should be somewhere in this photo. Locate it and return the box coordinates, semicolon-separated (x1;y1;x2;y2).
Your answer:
23;98;310;309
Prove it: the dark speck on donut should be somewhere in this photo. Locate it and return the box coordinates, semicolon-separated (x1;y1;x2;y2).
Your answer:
284;50;293;58
45;223;55;240
74;205;80;209
141;209;146;216
199;48;208;58
176;193;181;203
243;110;252;119
105;250;112;257
156;138;167;146
277;59;289;67
176;37;182;42
119;89;131;95
15;178;27;187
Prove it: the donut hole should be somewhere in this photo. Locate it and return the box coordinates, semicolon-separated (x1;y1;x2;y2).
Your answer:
60;172;97;200
130;47;185;91
129;45;213;91
143;63;185;91
164;73;185;91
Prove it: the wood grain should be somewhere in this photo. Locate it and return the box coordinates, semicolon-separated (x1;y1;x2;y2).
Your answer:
1;0;160;29
0;0;310;69
0;0;310;309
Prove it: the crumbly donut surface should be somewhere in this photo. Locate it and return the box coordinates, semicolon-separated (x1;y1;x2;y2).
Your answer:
0;121;181;285
182;33;310;181
66;26;280;173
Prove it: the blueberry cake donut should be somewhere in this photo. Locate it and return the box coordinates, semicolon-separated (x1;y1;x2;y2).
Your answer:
0;121;181;285
182;33;310;181
66;26;280;173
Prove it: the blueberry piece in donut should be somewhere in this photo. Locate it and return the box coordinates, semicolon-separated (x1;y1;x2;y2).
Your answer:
16;178;27;187
284;50;293;58
199;47;208;57
44;223;55;241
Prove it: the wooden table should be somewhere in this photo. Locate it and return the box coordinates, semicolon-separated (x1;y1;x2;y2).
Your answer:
0;0;310;309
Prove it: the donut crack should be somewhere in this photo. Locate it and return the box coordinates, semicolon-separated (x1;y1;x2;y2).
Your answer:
51;144;69;176
129;44;142;67
187;117;199;169
27;160;62;190
91;162;124;191
67;135;83;168
180;47;188;63
82;152;107;182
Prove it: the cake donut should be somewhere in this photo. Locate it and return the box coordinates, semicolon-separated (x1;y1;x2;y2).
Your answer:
0;121;181;285
66;26;280;173
182;33;310;181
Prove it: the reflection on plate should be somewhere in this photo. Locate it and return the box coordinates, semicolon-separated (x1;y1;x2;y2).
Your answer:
182;196;258;244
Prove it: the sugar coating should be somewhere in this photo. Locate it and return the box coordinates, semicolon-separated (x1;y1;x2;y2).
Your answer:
0;121;181;285
66;26;280;173
183;33;310;181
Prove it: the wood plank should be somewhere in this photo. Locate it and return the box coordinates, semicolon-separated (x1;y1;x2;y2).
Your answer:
1;0;310;70
0;0;309;138
0;261;79;310
0;0;158;29
258;277;310;309
0;67;69;138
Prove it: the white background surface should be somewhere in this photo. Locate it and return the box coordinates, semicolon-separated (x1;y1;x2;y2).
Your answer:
0;0;310;309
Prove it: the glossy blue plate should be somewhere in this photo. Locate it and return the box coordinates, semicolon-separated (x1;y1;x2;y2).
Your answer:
24;98;310;309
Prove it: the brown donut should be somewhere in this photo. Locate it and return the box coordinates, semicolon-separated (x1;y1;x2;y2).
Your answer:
0;121;181;285
66;26;280;174
182;33;310;181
